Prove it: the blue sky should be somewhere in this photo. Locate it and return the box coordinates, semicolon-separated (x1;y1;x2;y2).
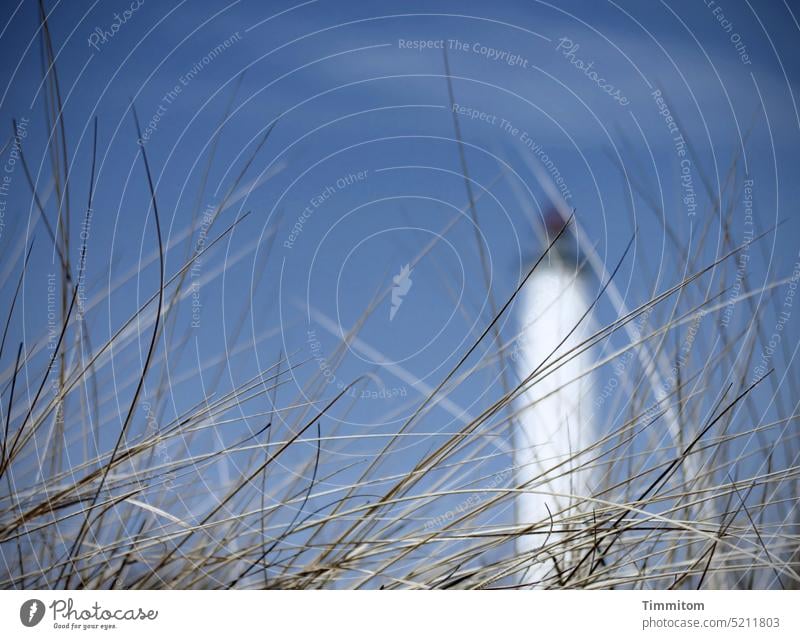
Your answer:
1;0;799;541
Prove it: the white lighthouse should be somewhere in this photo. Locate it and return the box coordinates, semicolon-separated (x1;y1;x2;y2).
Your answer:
514;209;596;586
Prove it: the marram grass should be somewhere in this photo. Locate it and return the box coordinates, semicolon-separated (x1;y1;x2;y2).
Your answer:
1;5;798;590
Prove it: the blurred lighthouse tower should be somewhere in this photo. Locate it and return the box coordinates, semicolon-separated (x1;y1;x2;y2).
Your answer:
514;209;596;585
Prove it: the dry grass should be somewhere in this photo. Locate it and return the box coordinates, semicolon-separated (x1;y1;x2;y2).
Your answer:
0;4;798;590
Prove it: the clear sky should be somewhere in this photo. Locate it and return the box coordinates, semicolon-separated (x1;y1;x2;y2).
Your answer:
1;1;799;573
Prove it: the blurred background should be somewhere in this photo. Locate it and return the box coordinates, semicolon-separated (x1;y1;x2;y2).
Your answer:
1;0;799;589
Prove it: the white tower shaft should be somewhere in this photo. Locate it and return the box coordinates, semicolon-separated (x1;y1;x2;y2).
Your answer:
515;263;595;585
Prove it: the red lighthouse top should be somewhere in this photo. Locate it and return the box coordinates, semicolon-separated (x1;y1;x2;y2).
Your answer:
543;207;569;238
541;206;582;269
